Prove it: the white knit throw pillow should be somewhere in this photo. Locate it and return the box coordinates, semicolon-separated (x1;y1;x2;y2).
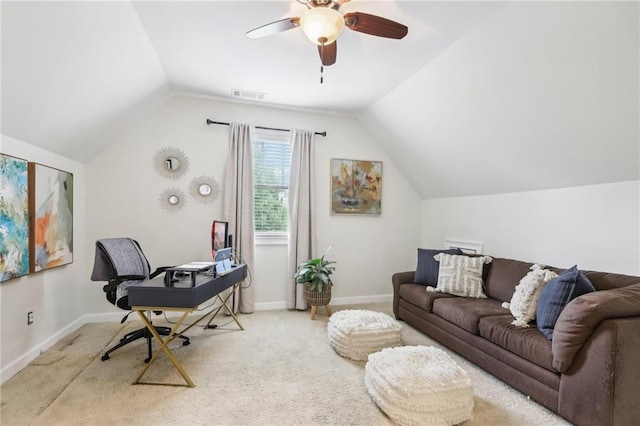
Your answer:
501;264;558;327
429;254;493;298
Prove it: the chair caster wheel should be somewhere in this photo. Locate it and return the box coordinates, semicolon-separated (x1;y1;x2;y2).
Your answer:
102;354;110;361
183;340;190;346
144;357;151;363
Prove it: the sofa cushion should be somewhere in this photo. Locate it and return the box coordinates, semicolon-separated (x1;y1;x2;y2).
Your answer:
505;264;558;327
431;254;493;298
414;248;462;286
483;257;535;302
432;297;507;334
582;270;640;291
478;315;554;372
536;265;596;340
399;284;455;312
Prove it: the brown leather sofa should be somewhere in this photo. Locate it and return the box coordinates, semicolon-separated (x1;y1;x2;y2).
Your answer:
392;256;640;426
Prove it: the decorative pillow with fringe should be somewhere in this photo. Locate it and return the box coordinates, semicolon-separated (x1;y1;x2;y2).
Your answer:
501;264;557;327
428;254;493;298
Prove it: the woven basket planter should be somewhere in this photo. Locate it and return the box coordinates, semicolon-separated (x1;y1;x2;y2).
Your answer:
305;283;332;306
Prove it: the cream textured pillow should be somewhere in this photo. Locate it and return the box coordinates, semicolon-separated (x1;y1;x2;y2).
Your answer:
501;264;557;327
428;254;493;298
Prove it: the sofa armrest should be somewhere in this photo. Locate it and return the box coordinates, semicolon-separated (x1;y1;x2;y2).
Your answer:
392;271;416;319
558;317;640;425
552;283;640;372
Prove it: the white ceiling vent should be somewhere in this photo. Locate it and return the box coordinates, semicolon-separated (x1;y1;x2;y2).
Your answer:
231;89;265;101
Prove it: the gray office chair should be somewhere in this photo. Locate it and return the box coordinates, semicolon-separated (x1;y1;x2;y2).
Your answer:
91;238;189;362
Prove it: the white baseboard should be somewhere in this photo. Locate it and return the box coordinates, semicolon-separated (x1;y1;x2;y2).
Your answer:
0;311;125;384
331;294;393;306
1;317;83;384
253;294;393;311
254;301;287;311
1;294;393;384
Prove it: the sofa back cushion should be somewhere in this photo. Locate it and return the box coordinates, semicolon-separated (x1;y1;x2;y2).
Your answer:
581;270;640;291
483;258;534;302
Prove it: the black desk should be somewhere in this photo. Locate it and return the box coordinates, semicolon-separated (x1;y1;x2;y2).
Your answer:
128;264;247;308
127;264;247;387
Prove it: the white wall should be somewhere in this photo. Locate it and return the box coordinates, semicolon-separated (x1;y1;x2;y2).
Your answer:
1;134;87;382
360;1;638;199
85;94;422;311
422;181;640;275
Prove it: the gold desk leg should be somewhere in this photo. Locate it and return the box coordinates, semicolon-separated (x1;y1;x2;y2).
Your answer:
133;310;195;387
204;283;245;330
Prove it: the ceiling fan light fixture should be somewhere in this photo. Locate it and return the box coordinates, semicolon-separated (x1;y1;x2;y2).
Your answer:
300;7;345;45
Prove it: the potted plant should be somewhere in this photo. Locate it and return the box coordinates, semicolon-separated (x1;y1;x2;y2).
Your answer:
293;246;336;307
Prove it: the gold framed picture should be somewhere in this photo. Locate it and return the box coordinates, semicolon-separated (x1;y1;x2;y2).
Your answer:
330;158;382;215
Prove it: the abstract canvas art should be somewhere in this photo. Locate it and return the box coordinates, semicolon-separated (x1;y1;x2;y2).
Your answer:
29;163;74;272
0;154;30;282
331;158;382;215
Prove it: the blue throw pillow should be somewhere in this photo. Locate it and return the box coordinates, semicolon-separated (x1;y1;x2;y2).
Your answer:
414;248;463;286
536;265;595;340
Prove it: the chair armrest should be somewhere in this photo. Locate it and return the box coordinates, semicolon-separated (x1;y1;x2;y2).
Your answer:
552;283;640;372
102;274;148;295
150;266;174;280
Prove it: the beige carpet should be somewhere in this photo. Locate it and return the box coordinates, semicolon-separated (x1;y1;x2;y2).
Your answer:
1;303;569;425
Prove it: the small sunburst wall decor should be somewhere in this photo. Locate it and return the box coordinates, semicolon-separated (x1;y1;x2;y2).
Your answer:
153;146;190;179
159;187;186;212
189;175;220;204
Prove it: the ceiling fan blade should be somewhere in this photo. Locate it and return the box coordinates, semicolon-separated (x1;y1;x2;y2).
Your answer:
318;41;337;66
344;12;408;39
246;17;300;39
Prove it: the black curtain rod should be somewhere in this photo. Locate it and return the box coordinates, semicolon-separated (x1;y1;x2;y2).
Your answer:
206;119;326;137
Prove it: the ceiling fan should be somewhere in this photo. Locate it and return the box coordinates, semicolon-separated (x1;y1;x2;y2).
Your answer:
246;0;408;67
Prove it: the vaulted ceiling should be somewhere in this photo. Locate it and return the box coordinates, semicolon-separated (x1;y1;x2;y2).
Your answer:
2;1;638;199
1;1;504;162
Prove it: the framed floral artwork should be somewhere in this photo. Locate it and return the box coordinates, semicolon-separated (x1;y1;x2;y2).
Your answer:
331;158;382;215
29;163;74;272
0;153;30;282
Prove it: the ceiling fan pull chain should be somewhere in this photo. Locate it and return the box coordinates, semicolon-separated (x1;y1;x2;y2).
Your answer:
320;65;324;84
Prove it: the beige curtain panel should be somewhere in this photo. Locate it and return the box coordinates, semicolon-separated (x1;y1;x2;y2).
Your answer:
287;129;316;310
223;122;256;313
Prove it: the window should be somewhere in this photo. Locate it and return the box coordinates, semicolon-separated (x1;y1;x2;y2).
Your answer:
252;129;292;239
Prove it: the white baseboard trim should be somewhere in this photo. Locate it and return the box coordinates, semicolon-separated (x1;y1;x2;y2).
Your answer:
252;294;393;311
1;317;83;384
1;294;393;384
254;301;287;311
1;311;126;384
331;294;393;306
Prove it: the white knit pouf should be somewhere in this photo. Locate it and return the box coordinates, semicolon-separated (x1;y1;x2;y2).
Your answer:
327;310;402;361
365;346;473;426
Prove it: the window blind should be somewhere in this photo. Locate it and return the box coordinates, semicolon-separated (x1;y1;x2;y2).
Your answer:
253;137;291;233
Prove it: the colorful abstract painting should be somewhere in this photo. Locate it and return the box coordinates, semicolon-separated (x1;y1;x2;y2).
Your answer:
30;163;73;272
331;158;382;215
0;154;30;282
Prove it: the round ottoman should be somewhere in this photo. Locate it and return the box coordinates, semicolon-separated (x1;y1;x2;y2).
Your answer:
327;309;402;361
365;346;473;426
